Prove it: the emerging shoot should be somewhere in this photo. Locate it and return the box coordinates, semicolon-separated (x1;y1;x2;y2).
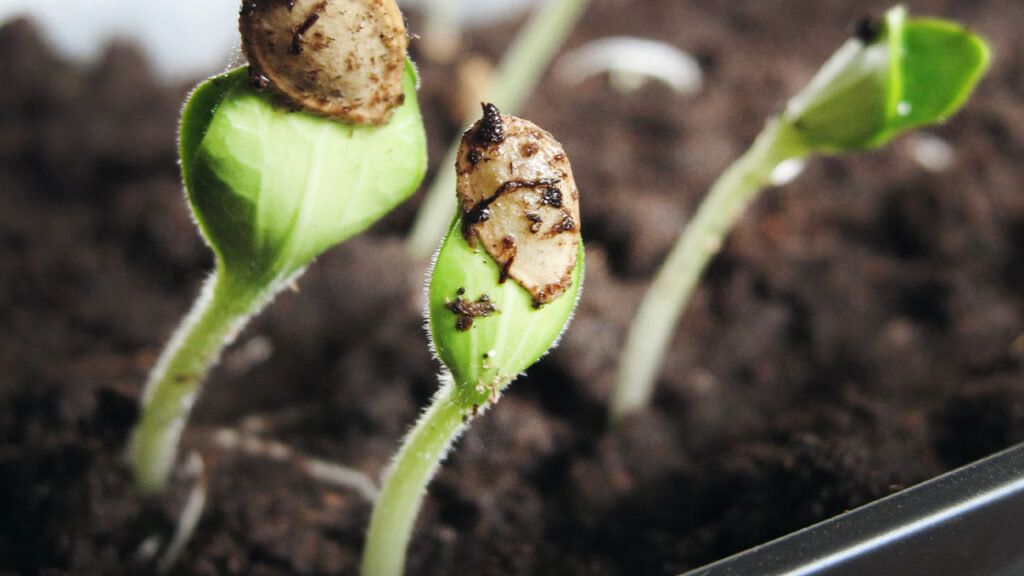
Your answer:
611;5;990;422
362;105;582;576
129;0;426;493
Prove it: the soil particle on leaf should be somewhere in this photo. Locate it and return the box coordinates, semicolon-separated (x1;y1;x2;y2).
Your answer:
445;291;499;331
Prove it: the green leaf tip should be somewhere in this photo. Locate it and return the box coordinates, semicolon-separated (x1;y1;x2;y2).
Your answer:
429;217;583;411
180;59;427;285
783;4;990;153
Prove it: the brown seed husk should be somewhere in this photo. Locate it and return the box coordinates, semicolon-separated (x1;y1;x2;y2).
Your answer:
239;0;408;125
456;104;581;306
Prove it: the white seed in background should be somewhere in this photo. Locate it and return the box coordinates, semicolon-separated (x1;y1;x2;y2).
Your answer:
239;0;408;125
555;36;703;96
456;104;580;306
909;133;956;172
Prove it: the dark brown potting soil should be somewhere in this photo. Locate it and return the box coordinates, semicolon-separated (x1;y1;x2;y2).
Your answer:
2;0;1023;574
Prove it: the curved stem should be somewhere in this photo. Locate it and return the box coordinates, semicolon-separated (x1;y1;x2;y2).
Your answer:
362;376;466;576
130;268;266;492
610;119;810;422
406;0;591;258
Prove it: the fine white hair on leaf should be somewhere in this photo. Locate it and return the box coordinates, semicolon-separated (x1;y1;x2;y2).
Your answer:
555;36;703;95
408;56;423;91
422;229;448;367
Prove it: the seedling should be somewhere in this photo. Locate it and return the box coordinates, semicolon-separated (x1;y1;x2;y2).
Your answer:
129;0;427;492
362;105;582;576
611;6;990;421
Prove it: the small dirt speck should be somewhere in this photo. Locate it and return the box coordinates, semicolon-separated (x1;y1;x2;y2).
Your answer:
541;186;563;208
852;16;881;42
445;292;499;331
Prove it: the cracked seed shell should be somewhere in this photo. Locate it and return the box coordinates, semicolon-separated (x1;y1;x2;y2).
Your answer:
455;103;581;306
239;0;408;125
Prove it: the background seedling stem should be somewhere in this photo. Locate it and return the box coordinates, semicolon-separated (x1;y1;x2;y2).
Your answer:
612;120;808;420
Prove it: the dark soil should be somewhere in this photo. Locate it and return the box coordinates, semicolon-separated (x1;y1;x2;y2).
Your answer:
3;0;1024;574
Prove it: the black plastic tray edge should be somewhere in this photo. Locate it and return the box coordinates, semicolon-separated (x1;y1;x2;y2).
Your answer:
679;442;1024;576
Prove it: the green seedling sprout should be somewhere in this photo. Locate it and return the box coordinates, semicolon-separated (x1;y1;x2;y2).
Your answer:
611;5;990;422
362;105;582;576
406;0;591;258
130;0;427;492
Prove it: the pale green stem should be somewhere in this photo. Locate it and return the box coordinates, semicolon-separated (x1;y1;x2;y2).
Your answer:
362;376;466;576
423;0;465;60
610;119;810;422
130;268;269;492
406;0;592;257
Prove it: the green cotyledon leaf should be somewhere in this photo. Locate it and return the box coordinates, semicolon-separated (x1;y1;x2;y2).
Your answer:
180;60;426;285
429;215;583;411
883;16;991;135
782;5;990;153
